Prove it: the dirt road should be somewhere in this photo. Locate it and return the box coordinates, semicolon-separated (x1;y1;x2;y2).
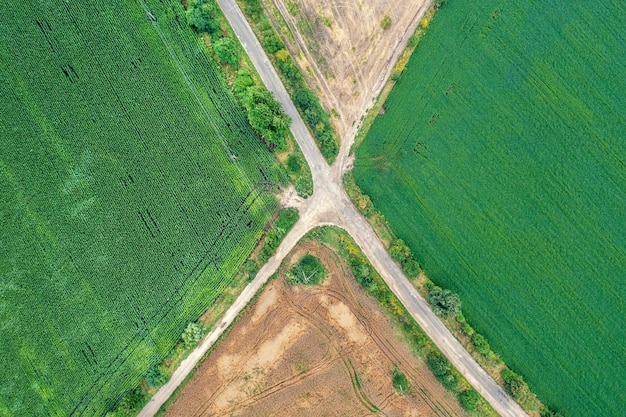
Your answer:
139;1;529;416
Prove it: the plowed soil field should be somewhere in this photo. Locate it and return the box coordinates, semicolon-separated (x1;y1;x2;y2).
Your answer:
164;241;467;416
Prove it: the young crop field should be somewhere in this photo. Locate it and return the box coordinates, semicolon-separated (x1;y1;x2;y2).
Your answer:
0;0;285;415
354;1;626;416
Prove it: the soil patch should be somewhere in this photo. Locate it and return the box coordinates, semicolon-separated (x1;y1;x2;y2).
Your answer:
164;240;468;416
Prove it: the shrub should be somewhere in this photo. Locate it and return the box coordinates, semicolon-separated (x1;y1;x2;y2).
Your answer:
459;388;480;411
182;322;204;348
186;0;220;35
145;364;170;388
213;37;239;67
392;367;410;393
471;333;491;356
286;254;327;285
381;15;391;30
501;369;529;400
427;286;461;318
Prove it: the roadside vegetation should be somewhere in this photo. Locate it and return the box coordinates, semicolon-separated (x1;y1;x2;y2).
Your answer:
353;1;625;416
186;0;313;197
235;0;340;163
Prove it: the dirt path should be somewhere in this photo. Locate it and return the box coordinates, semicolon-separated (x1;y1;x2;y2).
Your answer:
139;1;529;416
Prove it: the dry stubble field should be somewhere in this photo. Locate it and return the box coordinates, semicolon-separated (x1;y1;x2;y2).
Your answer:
270;0;429;137
164;241;467;416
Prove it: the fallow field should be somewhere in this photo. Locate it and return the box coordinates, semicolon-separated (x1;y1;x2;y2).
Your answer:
355;1;626;416
0;0;284;415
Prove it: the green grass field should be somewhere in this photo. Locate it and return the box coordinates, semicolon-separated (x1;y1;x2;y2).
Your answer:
354;1;626;416
0;1;285;415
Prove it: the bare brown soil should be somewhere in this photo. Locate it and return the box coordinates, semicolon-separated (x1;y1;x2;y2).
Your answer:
268;0;429;139
164;241;468;417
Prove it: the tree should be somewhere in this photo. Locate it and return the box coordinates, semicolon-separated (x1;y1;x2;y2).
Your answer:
471;333;491;356
501;369;529;400
427;286;461;318
233;68;254;98
459;388;480;411
213;37;239;67
146;364;170;388
427;351;450;378
244;259;258;280
242;0;264;19
402;258;421;278
182;322;204;348
245;86;290;150
263;33;285;54
389;238;410;262
541;407;565;417
392;367;410;393
186;0;220;35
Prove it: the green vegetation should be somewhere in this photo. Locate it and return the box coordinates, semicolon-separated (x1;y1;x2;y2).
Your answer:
286;254;327;285
501;369;530;402
427;285;461;319
237;0;339;162
181;322;204;349
380;15;392;30
244;86;291;151
0;0;287;415
258;207;300;263
459;388;480;412
391;367;410;393
354;1;626;416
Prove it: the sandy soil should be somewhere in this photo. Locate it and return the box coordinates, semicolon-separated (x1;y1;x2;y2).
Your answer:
268;0;429;140
164;241;468;417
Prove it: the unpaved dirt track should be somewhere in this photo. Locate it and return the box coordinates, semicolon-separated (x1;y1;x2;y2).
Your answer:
139;1;529;416
163;242;469;417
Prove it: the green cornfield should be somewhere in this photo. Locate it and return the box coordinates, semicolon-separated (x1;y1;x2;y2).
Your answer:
355;1;625;416
0;0;285;415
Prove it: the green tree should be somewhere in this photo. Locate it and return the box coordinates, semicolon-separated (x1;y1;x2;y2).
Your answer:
501;369;529;400
427;286;461;318
186;0;220;35
263;33;285;53
471;333;491;356
392;367;410;393
182;321;204;348
145;364;170;388
233;68;254;98
242;0;264;18
459;388;480;411
213;37;239;67
244;259;259;280
287;254;327;285
245;86;291;150
389;238;410;262
402;258;421;278
427;351;450;378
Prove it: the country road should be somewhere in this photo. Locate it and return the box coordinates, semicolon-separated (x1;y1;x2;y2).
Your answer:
139;1;529;416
